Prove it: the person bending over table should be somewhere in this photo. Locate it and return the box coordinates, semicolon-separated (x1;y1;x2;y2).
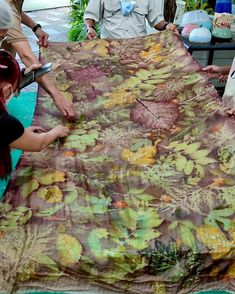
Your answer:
0;49;69;179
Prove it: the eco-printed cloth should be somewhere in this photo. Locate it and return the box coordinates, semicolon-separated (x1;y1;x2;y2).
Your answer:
1;32;235;294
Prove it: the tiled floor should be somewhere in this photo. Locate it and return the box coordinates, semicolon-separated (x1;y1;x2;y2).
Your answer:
20;7;71;92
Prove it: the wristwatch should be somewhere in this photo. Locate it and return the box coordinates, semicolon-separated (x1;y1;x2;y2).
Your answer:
32;23;42;33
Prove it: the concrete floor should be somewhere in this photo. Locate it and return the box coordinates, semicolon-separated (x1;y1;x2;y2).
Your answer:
21;6;71;92
23;0;70;12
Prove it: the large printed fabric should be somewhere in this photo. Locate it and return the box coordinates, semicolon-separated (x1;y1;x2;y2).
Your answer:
1;32;235;293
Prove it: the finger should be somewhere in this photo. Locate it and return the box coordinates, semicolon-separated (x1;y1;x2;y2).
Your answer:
36;126;47;132
42;37;48;47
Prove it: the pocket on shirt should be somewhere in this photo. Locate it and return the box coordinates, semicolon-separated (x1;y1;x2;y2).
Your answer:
104;2;120;18
133;5;148;17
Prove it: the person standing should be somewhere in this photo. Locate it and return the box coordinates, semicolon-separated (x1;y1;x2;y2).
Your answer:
84;0;178;40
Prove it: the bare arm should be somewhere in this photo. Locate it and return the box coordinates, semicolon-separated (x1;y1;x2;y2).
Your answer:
202;65;231;82
21;11;37;28
202;65;230;75
154;20;179;34
10;125;69;152
21;11;49;47
85;18;97;39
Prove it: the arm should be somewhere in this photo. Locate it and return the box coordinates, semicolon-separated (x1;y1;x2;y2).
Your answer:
154;20;179;34
21;11;49;47
202;65;230;75
84;18;97;39
10;125;69;152
202;65;231;82
84;0;102;39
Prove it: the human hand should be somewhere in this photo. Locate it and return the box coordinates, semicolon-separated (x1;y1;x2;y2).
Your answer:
24;63;42;75
86;27;97;40
202;65;228;82
27;126;46;133
166;23;179;35
54;125;70;138
225;107;235;116
53;94;76;121
35;28;49;47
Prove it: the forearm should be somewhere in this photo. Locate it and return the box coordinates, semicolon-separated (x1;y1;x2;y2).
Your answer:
220;66;231;75
21;11;37;29
154;20;169;31
10;128;60;152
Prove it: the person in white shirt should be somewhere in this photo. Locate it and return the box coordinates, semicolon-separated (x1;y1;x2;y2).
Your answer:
84;0;178;39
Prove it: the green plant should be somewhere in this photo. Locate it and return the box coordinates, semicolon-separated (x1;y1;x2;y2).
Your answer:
68;0;100;41
184;0;213;13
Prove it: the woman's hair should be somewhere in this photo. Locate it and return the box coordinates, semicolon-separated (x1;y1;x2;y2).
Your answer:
0;49;20;96
0;0;12;29
0;49;21;179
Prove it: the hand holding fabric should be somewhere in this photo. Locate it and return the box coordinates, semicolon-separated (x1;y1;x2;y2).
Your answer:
53;94;76;121
36;28;49;47
86;27;97;40
202;65;229;82
166;23;179;35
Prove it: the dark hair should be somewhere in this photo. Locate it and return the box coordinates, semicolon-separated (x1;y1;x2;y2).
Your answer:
0;49;21;179
0;49;20;95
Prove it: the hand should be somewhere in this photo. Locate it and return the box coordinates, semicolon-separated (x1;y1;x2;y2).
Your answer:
86;27;97;40
166;23;179;35
53;94;76;121
202;65;228;82
35;28;49;47
54;125;70;138
24;63;42;75
225;107;235;116
27;126;46;133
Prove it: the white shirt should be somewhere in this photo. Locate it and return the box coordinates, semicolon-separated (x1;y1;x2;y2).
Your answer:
84;0;164;39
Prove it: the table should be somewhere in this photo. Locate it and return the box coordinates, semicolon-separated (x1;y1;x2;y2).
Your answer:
181;37;235;65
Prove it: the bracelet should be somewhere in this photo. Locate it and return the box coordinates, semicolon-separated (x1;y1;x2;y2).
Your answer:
32;23;42;33
162;22;169;30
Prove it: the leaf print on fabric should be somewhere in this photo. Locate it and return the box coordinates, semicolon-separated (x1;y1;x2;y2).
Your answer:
56;234;82;266
38;186;63;204
120;145;157;165
196;225;235;260
0;225;55;291
130;101;178;130
19;178;39;198
0;206;32;229
37;170;66;185
103;89;137;109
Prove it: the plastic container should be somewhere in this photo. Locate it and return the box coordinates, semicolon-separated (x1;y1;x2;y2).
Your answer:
182;24;199;37
215;0;232;13
180;10;210;27
189;27;212;43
